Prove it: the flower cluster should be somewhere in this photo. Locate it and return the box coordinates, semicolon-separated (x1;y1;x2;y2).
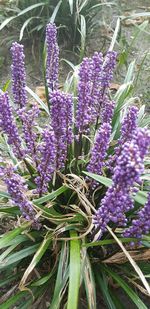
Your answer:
76;51;117;134
101;98;115;124
124;193;150;241
87;123;111;186
0;165;37;223
18;105;39;159
93;128;150;236
76;57;94;134
11;42;27;108
50;90;73;169
35;128;56;195
0;91;24;158
46;22;59;90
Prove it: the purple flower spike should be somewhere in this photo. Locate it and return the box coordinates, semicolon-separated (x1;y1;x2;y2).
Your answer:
76;57;94;134
18;105;39;159
46;23;59;90
121;106;138;143
124;193;150;240
0;90;24;159
101;51;117;88
108;106;139;170
93;136;147;236
1;165;37;223
35;128;56;195
50;90;73;169
87;123;111;186
101;97;115;124
11;42;27;107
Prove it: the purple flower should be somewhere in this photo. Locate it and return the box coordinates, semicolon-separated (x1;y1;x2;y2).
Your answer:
35;128;56;195
90;52;103;120
120;106;138;144
108;106;139;170
18;105;39;160
11;42;27;107
50;90;73;169
0;90;24;158
124;193;150;241
100;51;117;88
87;123;111;186
93;135;147;236
46;23;59;90
1;165;37;223
75;57;94;134
101;97;115;124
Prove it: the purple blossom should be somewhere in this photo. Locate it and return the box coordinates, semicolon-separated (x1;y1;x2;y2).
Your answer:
124;193;150;241
50;90;73;169
0;90;24;158
87;123;111;186
90;52;103;120
101;97;115;124
100;51;117;88
93;135;147;236
18;105;39;160
46;23;59;90
11;42;27;107
120;106;138;144
75;57;94;134
35;128;56;195
108;106;139;170
1;165;37;223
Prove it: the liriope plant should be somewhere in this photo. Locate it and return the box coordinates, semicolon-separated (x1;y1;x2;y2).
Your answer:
0;22;150;309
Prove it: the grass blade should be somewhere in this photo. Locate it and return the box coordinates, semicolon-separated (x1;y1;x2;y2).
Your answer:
0;222;32;249
67;231;80;309
109;18;120;51
19;237;51;289
103;266;148;309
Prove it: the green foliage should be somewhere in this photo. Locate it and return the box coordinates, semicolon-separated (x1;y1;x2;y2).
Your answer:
0;0;115;55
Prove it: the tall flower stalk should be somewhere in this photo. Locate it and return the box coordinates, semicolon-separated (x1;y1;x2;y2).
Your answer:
93;128;150;237
11;42;27;108
0;90;24;159
50;90;73;170
45;22;59;91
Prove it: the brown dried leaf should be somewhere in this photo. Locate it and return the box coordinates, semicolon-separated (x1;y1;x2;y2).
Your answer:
103;249;150;264
110;83;120;90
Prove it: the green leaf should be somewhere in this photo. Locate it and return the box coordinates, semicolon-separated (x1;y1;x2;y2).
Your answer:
20;237;51;288
50;242;69;308
0;2;46;31
103;266;148;309
50;0;62;23
79;14;86;61
0;291;28;309
2;80;11;92
67;231;81;309
83;254;96;309
33;185;68;205
0;191;10;199
19;17;40;41
109;18;120;51
68;0;74;14
26;86;49;114
83;171;112;187
83;237;137;248
0;243;40;269
0;222;32;249
95;270;116;309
